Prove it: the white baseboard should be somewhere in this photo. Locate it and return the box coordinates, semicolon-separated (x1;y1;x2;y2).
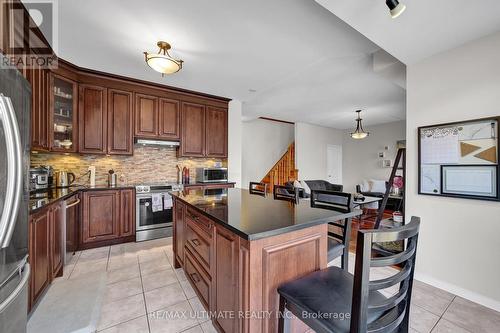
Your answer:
414;272;500;313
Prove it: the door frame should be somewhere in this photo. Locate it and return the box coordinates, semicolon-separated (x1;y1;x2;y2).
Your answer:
327;144;343;185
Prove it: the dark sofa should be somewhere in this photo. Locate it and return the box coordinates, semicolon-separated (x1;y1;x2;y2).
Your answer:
285;180;343;198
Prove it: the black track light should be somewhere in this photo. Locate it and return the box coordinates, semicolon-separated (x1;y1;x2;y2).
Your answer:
386;0;406;18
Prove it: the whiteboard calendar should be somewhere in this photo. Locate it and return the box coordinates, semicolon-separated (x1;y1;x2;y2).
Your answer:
418;117;500;200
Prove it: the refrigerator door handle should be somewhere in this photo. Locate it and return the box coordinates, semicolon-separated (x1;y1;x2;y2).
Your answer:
0;263;30;313
0;95;22;249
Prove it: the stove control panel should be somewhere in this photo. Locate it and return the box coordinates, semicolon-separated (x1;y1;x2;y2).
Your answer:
135;184;183;194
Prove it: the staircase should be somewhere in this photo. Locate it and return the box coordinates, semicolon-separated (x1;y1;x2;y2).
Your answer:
260;142;298;193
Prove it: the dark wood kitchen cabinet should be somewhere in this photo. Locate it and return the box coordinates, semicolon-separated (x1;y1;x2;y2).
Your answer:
65;194;80;254
49;201;64;279
180;103;228;158
159;98;180;140
28;64;50;151
134;94;180;141
173;200;186;266
81;190;120;245
81;189;135;249
79;84;108;154
134;93;158;138
214;226;240;333
29;208;50;309
180;102;206;157
49;74;78;152
119;189;135;237
108;89;134;155
205;106;228;158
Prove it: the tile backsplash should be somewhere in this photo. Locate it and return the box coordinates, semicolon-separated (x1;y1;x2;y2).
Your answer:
30;145;226;186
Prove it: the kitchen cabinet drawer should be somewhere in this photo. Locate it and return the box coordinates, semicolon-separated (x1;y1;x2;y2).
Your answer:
185;207;213;235
185;248;211;309
185;219;212;272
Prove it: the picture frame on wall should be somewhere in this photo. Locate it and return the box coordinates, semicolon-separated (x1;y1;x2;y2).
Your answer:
418;116;500;201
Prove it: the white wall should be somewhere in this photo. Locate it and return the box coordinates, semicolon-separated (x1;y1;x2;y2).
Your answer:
342;121;406;192
295;122;343;180
241;119;294;189
228;100;243;187
407;31;500;311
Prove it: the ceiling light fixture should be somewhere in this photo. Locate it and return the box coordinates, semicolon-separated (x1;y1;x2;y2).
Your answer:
350;110;370;139
144;41;183;75
386;0;406;18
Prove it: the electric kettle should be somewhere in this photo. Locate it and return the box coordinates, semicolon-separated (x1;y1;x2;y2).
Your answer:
56;171;76;188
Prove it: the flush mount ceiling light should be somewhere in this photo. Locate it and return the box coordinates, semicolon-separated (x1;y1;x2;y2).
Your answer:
350;110;370;139
386;0;406;18
144;41;183;75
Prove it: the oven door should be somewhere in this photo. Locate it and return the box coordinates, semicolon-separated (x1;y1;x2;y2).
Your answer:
136;193;173;231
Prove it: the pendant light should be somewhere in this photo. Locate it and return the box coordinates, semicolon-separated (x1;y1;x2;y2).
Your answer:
144;41;183;75
386;0;406;18
350;110;370;139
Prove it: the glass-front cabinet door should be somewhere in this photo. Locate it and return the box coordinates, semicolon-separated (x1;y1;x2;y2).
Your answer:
49;74;78;152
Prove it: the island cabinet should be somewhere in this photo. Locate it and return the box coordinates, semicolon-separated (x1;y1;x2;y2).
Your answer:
80;189;135;249
172;192;331;333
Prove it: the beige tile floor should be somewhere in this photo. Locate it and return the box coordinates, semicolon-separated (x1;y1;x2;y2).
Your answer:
55;239;500;333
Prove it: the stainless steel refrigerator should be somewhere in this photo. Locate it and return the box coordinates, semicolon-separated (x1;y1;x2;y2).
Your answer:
0;53;32;333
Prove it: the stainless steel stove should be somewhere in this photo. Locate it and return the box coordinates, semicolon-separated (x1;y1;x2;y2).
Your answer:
135;183;183;242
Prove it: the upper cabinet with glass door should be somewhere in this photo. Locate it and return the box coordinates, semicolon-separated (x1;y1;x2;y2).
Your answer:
49;74;78;152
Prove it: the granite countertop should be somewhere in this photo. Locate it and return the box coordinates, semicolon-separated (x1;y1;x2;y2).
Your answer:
171;188;361;240
29;185;136;214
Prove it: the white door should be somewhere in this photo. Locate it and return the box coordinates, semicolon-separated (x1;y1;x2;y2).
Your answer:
327;144;342;184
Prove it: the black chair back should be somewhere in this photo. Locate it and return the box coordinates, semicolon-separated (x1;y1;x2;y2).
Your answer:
249;182;267;196
273;185;299;204
311;190;353;268
310;190;351;213
350;217;420;333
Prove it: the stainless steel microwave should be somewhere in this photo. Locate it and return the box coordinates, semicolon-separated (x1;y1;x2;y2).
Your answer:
196;167;228;183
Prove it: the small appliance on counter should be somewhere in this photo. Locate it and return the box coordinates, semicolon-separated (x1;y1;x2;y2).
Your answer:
55;170;76;188
29;167;49;192
196;167;228;183
41;165;54;187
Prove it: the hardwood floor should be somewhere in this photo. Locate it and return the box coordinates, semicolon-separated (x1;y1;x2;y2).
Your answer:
348;208;394;253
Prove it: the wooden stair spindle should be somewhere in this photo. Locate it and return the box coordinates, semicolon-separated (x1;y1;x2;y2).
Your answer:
260;142;298;193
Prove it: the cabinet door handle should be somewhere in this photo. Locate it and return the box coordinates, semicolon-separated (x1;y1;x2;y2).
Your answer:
190;272;201;283
191;238;201;246
66;198;81;209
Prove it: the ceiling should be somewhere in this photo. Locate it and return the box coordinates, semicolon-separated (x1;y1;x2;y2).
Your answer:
36;0;408;129
315;0;500;65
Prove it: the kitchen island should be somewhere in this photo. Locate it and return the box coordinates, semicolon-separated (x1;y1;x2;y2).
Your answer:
172;188;360;333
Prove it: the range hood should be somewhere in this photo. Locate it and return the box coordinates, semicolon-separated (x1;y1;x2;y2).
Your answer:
135;139;180;147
